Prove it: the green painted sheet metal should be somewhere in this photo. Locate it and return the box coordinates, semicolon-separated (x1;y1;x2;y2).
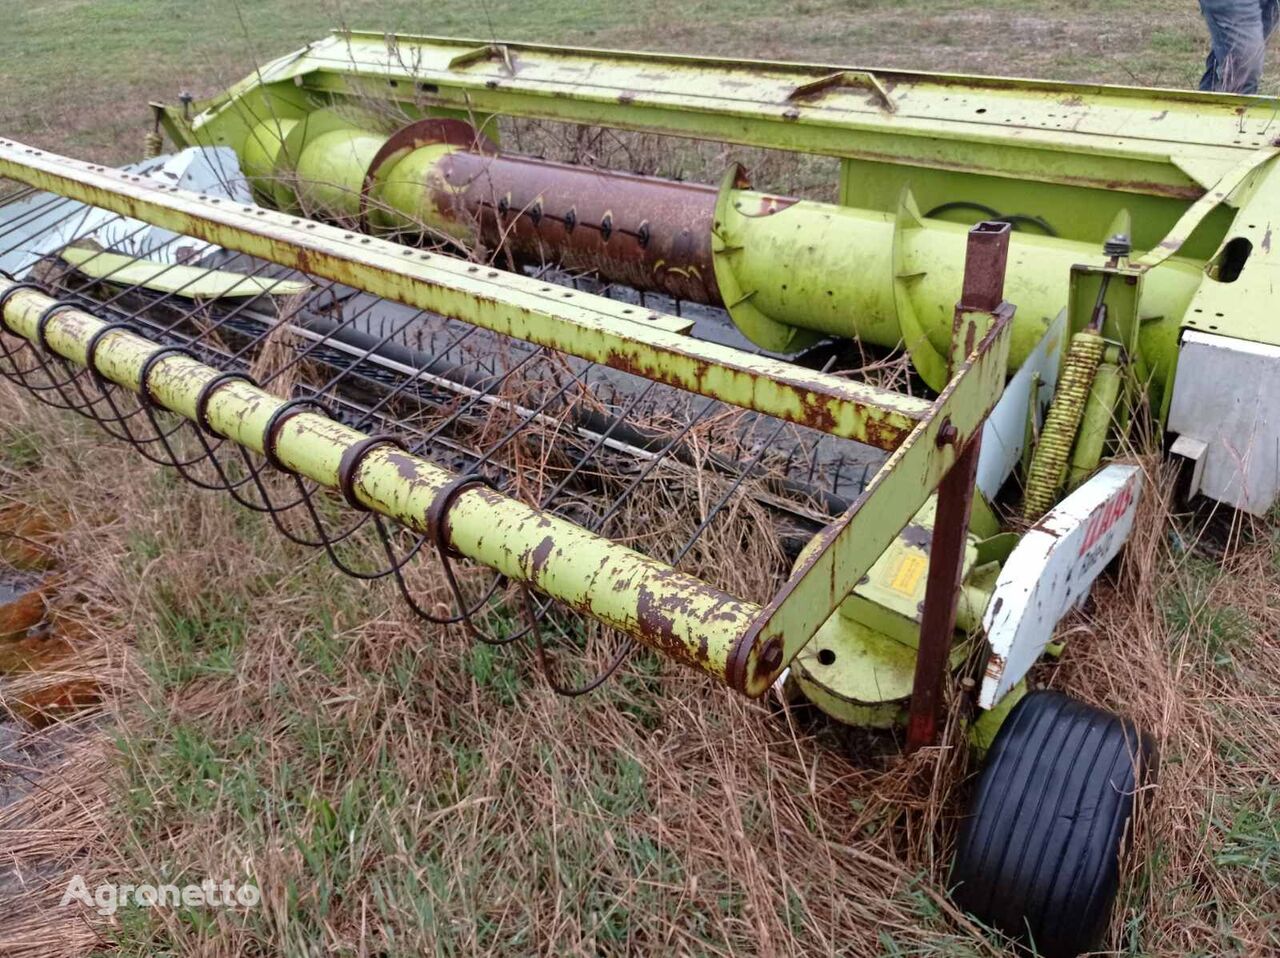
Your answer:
0;280;759;681
727;307;1014;697
58;247;312;299
791;620;918;728
713;181;1202;389
1177;160;1280;350
210;102;1206;396
0;138;931;449
174;32;1277;202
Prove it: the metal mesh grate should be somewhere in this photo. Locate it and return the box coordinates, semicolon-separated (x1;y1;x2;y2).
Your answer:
0;173;881;690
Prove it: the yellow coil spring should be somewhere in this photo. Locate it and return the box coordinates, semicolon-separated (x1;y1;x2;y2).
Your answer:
1022;329;1105;520
144;131;163;159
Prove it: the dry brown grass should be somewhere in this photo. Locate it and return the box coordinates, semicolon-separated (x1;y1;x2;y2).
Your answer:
0;364;987;956
0;320;1277;958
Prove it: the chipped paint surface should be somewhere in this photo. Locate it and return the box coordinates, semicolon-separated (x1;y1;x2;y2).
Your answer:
727;307;1013;697
179;32;1274;200
0;138;929;450
979;463;1143;708
0;145;1017;702
0;281;759;681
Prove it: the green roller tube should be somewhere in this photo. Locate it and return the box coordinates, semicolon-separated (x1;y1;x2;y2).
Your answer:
230;103;1203;396
713;192;1201;387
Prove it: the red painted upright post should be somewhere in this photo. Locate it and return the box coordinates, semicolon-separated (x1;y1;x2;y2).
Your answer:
905;222;1012;753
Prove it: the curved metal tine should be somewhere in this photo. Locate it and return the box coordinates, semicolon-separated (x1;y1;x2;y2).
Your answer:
587;391;722;535
526;585;636;697
114;257;316;347
132;360;248;489
367;512;517;627
664;358;838;569
420;476;534;644
137;400;230;479
287;471;399;578
403;346;547;457
274;300;439;403
0;306;147;438
0;298;110;420
104;347;211;476
0;191;105;255
222;440;350;544
0;216;208;415
445;364;711;683
462;355;597;474
0;281;65;398
31;303;106;412
310;312;485;429
208;391;380;550
536;377;663;509
89;364;209;468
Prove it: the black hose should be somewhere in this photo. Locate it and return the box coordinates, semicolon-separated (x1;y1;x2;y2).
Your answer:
924;200;1057;237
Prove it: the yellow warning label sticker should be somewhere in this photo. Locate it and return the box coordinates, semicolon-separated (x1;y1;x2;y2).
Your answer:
888;553;928;597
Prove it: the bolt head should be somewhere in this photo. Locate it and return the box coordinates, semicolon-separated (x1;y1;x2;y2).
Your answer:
759;638;784;673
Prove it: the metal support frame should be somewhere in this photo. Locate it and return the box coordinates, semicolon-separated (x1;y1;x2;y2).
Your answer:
0;142;1012;702
907;222;1011;751
0;138;929;450
174;32;1275;200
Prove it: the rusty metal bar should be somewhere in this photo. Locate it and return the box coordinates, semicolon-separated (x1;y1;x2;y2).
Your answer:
905;222;1010;751
724;276;1012;696
905;436;981;751
361;118;721;304
0;138;931;449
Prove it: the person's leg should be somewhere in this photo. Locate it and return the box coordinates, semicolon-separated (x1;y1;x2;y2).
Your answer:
1199;0;1267;93
1262;0;1280;40
1201;0;1223;89
1200;42;1220;89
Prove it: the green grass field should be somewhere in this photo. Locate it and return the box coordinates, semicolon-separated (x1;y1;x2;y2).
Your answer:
1;3;1278;957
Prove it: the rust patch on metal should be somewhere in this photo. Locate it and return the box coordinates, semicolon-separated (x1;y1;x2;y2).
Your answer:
384;449;425;484
528;534;557;578
426;148;723;305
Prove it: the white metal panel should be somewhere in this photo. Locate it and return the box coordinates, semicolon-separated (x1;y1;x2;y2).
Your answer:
979;463;1143;708
976;311;1065;499
0;147;249;278
1167;330;1280;516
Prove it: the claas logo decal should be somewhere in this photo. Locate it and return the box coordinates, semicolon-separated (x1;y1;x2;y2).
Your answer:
1077;477;1136;558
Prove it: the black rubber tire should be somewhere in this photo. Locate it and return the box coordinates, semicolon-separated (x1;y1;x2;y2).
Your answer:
951;690;1155;958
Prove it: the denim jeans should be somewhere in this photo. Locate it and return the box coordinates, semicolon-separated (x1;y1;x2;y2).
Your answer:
1200;0;1280;93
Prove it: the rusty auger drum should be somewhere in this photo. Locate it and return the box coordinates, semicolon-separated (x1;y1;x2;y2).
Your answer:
3;33;1277;955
